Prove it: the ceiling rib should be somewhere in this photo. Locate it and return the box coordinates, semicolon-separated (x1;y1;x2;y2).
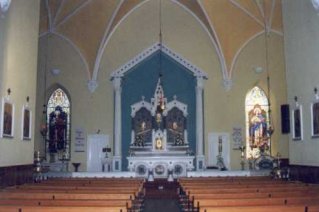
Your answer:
53;0;65;26
229;0;263;27
55;0;92;28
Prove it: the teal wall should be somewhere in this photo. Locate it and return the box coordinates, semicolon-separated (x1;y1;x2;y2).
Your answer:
121;51;196;170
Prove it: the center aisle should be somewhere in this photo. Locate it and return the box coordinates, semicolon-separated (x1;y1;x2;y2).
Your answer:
142;179;181;212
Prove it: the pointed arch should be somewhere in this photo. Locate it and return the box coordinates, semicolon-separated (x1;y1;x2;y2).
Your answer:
93;0;217;83
46;85;71;159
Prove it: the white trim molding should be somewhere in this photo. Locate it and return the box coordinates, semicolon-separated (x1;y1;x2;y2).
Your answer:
110;42;208;79
222;79;233;91
87;79;98;93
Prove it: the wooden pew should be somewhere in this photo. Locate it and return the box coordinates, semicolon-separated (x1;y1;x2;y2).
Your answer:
0;178;144;212
0;205;126;212
190;190;319;199
0;199;131;207
40;178;143;185
0;192;134;200
184;186;319;195
179;179;287;185
14;184;141;190
194;197;287;207
308;205;319;212
179;177;319;212
5;187;140;195
181;183;307;189
202;205;306;212
194;196;319;207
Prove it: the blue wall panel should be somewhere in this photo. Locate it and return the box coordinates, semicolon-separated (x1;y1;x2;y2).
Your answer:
121;51;196;170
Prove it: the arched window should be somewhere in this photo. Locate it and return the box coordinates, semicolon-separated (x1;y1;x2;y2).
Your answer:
46;88;71;160
245;86;270;158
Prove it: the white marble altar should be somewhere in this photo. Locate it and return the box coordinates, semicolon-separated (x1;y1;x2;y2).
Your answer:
127;155;195;178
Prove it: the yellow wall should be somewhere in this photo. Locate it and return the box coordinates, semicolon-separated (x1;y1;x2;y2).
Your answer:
0;0;40;167
36;0;288;171
206;33;288;169
283;0;319;166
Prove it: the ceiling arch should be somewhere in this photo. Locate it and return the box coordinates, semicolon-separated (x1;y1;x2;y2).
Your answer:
39;0;283;91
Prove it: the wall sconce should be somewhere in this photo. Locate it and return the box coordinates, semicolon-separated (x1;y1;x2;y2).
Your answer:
253;66;263;74
26;96;29;106
314;87;319;100
0;0;11;13
294;96;299;107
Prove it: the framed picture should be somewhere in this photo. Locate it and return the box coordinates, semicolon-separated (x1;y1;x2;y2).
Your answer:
292;105;303;140
311;101;319;138
22;106;31;140
0;98;14;138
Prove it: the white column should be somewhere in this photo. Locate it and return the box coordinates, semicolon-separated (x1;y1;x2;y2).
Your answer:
196;76;205;170
112;76;122;171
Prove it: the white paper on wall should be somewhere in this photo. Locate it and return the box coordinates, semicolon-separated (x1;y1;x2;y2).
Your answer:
232;127;243;150
74;127;85;152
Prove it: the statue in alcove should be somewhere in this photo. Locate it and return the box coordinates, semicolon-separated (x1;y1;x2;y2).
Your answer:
48;106;67;153
168;122;184;145
166;107;185;145
132;108;152;146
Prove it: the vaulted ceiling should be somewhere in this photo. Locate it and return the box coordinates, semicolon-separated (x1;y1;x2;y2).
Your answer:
39;0;283;84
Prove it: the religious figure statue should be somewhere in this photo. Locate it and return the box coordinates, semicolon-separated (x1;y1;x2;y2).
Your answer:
132;108;152;146
168;121;184;145
48;106;67;153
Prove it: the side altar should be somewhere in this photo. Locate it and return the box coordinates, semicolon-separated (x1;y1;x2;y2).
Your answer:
127;79;195;179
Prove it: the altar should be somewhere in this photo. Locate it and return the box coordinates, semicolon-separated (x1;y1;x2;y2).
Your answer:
127;155;194;178
127;78;195;179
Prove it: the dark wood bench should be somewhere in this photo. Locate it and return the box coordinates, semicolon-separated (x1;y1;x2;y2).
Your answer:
0;192;134;200
184;185;319;194
190;190;319;199
0;205;126;212
0;178;144;212
202;205;306;212
0;199;131;207
179;177;319;212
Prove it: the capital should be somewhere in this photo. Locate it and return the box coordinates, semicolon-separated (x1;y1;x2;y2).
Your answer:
112;77;122;91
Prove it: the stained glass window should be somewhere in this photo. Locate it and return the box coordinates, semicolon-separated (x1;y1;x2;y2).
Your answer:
47;88;71;159
245;86;270;158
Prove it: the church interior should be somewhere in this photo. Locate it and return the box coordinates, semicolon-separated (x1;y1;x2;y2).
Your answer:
1;0;319;211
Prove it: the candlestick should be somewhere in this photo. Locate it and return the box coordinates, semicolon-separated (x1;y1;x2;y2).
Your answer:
218;136;223;154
